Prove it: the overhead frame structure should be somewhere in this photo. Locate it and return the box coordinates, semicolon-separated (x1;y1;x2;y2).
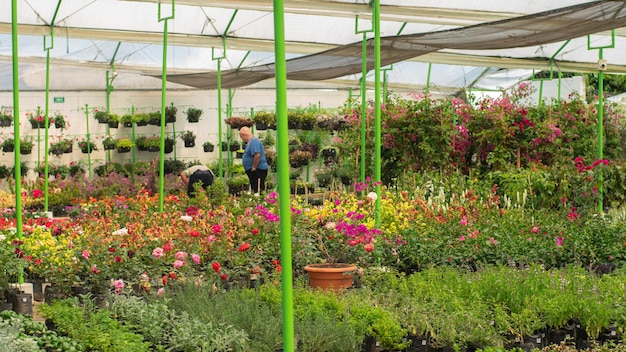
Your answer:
1;0;626;94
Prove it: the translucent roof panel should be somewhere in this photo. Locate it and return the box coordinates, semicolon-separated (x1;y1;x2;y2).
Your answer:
0;0;625;93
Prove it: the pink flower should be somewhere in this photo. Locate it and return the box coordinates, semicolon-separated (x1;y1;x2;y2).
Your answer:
32;189;43;199
556;237;563;247
152;247;164;258
460;217;467;226
113;279;124;294
489;237;497;245
364;243;374;252
173;260;185;268
174;251;188;260
207;235;216;244
191;254;201;265
91;265;99;274
458;235;466;242
157;287;165;297
81;250;90;259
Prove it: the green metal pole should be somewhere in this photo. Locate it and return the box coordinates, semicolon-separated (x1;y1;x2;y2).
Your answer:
11;0;23;284
158;1;175;212
84;104;92;180
557;72;562;101
105;70;112;163
538;80;544;106
131;106;136;163
425;63;432;95
37;106;41;165
273;0;294;351
598;49;604;213
44;35;52;212
373;0;381;227
360;32;367;184
217;57;223;180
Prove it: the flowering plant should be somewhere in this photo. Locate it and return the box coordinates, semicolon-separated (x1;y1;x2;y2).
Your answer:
295;181;402;267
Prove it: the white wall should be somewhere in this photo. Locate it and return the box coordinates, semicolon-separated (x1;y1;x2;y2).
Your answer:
0;88;352;176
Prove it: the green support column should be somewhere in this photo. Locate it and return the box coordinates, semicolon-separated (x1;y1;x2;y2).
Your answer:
82;104;94;180
355;16;372;185
273;1;294;351
597;49;605;213
373;0;382;227
157;1;175;212
587;31;614;213
425;63;432;95
213;44;225;180
11;0;24;284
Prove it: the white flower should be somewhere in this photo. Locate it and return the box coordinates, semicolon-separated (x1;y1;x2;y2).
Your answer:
180;215;193;222
324;222;336;230
0;234;5;241
367;191;378;201
112;227;128;236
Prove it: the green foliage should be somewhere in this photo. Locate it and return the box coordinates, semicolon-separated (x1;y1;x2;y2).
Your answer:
37;298;150;352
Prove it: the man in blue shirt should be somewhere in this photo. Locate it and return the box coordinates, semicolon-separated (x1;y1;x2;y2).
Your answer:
239;126;269;193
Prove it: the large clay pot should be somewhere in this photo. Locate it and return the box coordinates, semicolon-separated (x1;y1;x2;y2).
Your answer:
304;263;357;291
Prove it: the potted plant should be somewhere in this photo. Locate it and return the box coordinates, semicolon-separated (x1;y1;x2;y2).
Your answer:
20;137;34;155
184;107;203;123
165;103;177;123
115;137;133;153
120;114;134;127
143;136;161;152
164;137;175;154
179;130;196;148
49;140;68;156
27;112;49;129
203;141;214;153
53;113;68;129
315;170;333;188
253;111;276;130
68;161;86;177
78;139;98;154
289;149;313;168
134;112;150;126
2;138;14;153
148;111;161;126
102;136;116;150
226;175;249;195
299;111;316;130
224;116;253;129
0;112;13;127
93;110;109;124
107;113;120;128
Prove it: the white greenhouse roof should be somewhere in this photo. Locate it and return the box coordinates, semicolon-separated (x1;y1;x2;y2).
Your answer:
0;0;625;94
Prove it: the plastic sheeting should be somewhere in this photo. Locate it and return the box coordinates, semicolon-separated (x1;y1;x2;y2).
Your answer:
162;1;626;89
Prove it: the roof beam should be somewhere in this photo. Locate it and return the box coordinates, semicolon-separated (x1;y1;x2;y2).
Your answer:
125;0;516;26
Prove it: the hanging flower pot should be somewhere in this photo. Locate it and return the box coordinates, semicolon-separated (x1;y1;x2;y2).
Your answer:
184;139;195;148
304;263;357;292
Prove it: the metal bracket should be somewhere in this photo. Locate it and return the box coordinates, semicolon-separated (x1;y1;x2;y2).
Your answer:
355;15;373;34
158;0;175;22
212;38;226;60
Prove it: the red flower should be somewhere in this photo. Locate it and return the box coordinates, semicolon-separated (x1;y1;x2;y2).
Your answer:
188;230;201;238
185;206;199;216
251;228;259;235
169;272;177;279
114;256;122;263
212;261;221;273
33;259;43;266
32;189;43;199
163;241;172;252
238;243;251;252
108;247;116;253
220;274;227;280
162;275;168;286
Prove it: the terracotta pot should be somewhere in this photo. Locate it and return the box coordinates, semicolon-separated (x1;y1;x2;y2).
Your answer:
304;263;357;291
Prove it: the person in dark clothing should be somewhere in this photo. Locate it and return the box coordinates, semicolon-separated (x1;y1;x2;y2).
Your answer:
180;164;214;198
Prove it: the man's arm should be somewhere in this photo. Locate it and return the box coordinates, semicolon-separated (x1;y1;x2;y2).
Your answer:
180;171;189;185
252;153;260;171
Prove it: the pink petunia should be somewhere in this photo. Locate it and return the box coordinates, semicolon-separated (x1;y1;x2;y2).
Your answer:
173;260;185;268
174;251;188;260
81;250;90;259
152;247;164;259
191;254;201;265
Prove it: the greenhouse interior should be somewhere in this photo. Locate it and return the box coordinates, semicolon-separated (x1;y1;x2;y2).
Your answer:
2;1;626;351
